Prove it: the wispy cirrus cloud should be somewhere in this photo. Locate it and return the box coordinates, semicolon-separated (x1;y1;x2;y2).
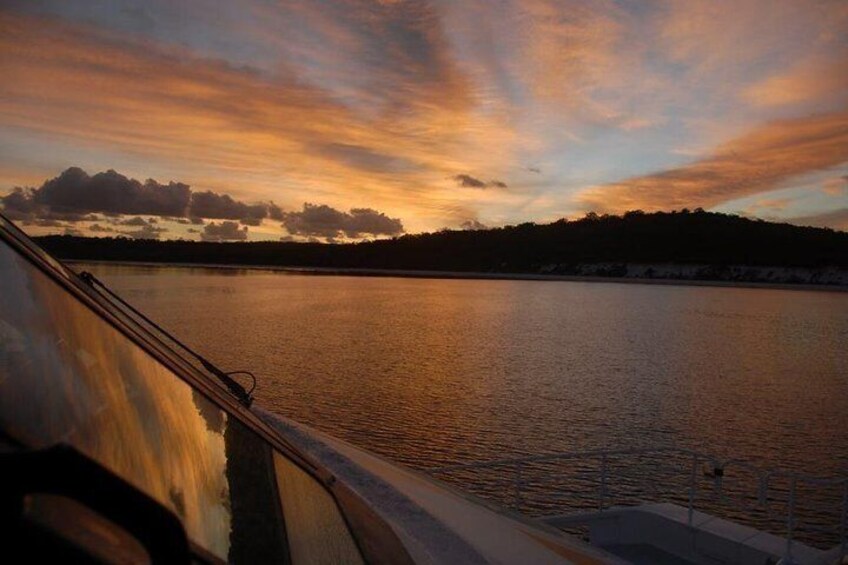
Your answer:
0;9;507;228
743;55;848;110
822;176;848;197
577;111;848;213
787;208;848;231
452;174;507;189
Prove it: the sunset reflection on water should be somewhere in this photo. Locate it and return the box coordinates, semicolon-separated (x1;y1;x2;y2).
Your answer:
67;263;848;546
81;264;848;477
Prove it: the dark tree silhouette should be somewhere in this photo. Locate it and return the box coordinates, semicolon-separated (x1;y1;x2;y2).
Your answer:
35;211;848;283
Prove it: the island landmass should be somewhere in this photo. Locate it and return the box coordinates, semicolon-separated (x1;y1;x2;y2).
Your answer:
36;210;848;289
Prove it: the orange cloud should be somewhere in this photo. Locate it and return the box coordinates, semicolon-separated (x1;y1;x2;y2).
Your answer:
0;10;521;232
577;111;848;213
823;176;848;197
2;1;848;233
752;198;791;212
743;55;848;108
470;0;671;131
788;208;848;231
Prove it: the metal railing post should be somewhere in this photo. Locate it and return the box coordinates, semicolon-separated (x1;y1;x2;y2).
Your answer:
758;472;770;506
840;480;847;561
599;454;608;512
711;458;724;501
688;453;698;527
513;462;523;511
784;477;797;563
429;447;848;552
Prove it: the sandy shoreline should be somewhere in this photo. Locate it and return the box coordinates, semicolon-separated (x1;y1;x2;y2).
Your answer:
65;259;848;294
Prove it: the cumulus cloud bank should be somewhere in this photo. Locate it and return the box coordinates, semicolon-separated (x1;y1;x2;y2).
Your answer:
201;221;248;242
190;191;270;225
121;224;168;240
0;167;281;225
281;203;404;239
39;167;188;217
0;166;408;241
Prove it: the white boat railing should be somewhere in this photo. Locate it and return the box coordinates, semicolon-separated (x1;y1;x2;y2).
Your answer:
429;447;848;561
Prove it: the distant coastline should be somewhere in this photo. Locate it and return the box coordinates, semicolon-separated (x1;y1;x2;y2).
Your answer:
67;259;848;293
39;211;848;293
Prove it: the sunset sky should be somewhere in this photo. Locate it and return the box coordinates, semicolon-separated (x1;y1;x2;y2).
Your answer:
1;0;846;241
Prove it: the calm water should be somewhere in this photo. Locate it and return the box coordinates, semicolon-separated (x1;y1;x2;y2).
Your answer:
81;263;848;545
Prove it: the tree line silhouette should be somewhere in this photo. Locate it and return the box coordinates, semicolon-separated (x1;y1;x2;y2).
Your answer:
36;210;848;275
